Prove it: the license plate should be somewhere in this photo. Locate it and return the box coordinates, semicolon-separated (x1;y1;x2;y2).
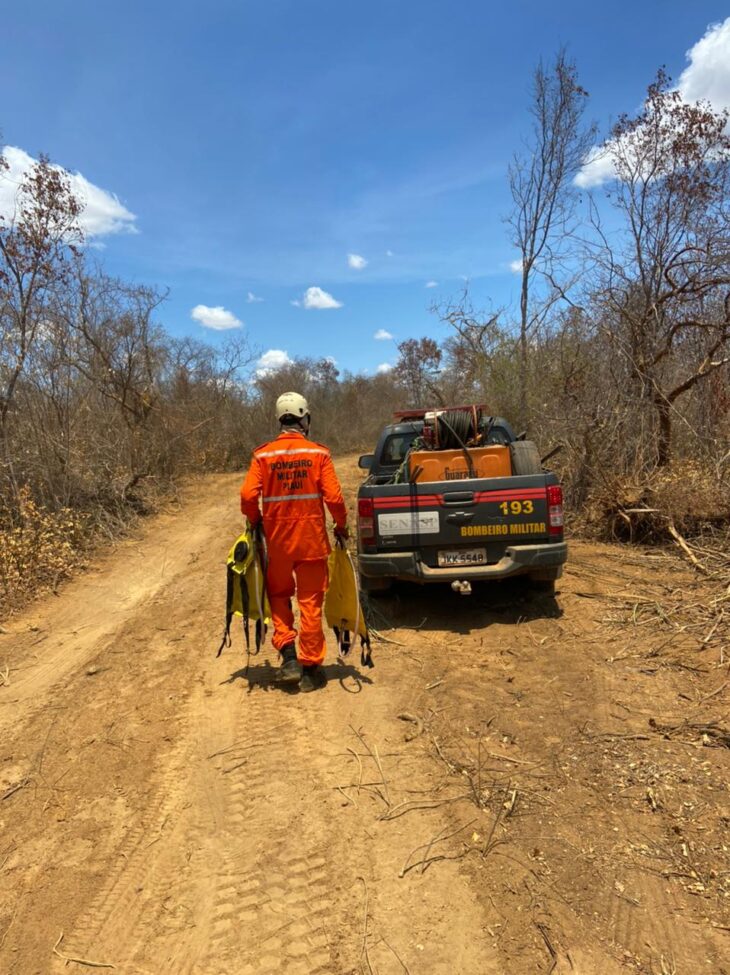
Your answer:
438;548;487;567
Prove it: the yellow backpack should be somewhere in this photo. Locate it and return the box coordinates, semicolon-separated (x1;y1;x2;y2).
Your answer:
217;526;271;657
325;542;373;668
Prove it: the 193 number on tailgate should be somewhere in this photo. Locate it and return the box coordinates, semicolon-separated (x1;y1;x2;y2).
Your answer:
498;500;534;515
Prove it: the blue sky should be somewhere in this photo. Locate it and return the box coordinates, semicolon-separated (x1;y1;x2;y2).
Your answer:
2;1;730;375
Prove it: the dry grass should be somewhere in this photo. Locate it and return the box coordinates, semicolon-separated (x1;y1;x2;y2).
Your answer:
0;487;86;617
579;460;730;545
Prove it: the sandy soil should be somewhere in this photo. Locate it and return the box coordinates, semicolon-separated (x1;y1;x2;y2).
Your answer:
0;459;727;974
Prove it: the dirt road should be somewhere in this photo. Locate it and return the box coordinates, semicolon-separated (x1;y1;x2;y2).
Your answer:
1;460;728;974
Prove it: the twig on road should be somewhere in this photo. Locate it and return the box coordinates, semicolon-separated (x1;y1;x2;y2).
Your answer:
379;794;471;822
369;628;406;646
357;877;375;975
347;746;365;796
52;932;116;969
2;778;28;801
350;726;391;810
378;935;412;974
697;680;728;706
336;785;357;806
399;818;477;877
535;922;557;974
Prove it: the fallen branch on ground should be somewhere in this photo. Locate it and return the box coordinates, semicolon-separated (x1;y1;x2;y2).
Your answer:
357;877;374;975
350;726;391;810
648;717;730;748
2;778;29;801
379;794;472;822
667;522;710;576
52;932;116;969
399;819;477;877
535;922;558;975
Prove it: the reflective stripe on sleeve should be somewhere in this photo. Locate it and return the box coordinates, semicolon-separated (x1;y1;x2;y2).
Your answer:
262;493;323;503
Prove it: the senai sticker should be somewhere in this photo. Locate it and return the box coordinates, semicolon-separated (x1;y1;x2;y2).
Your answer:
378;511;439;536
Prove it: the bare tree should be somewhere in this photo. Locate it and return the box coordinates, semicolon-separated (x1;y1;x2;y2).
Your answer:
592;70;730;466
507;50;595;423
436;288;505;404
394;338;443;408
0;153;82;501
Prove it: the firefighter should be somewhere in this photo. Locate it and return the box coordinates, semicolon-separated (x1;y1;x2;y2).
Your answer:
240;392;348;691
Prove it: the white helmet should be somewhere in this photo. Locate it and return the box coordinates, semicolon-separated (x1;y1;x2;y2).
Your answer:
275;391;309;422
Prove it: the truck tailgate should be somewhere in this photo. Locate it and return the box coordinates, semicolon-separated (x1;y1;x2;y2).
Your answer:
370;476;553;552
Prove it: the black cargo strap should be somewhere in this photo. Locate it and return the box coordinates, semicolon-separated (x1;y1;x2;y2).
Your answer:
334;625;374;669
217;563;236;657
240;570;251;652
218;560;263;657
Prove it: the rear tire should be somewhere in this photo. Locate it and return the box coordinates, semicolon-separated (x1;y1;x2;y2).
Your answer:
360;575;393;595
527;568;560;596
529;578;556;596
510;440;542;475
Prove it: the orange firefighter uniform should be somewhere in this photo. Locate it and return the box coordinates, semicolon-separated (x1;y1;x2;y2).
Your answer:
240;430;347;666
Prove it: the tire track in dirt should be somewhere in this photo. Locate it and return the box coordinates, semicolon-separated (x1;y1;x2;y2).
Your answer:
581;800;729;973
50;649;342;975
50;678;229;972
0;476;236;739
196;673;336;975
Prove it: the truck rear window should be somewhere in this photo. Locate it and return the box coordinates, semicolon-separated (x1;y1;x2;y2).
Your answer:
381;433;418;466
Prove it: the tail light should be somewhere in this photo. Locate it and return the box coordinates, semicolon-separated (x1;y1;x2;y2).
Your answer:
546;485;564;534
358;497;376;545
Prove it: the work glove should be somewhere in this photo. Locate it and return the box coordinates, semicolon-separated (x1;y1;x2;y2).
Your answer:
333;524;350;544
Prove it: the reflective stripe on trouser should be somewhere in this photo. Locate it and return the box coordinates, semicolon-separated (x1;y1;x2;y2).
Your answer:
266;556;329;666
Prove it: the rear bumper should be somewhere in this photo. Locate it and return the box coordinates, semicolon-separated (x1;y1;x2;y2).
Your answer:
358;542;568;584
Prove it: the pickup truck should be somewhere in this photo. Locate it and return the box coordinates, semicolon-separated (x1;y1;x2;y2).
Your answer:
356;409;567;595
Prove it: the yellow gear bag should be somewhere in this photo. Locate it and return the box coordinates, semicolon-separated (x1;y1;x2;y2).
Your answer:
217;526;271;657
325;543;373;668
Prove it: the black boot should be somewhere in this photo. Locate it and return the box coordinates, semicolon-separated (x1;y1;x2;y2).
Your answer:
300;665;326;693
277;643;302;684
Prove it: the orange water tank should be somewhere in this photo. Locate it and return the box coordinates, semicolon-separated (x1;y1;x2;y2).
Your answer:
408;446;512;483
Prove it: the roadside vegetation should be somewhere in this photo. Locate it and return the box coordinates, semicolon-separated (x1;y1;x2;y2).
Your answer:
1;54;729;616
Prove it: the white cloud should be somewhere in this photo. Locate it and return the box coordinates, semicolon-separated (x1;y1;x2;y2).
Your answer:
298;286;343;310
374;328;394;340
191;304;242;330
347;253;367;270
386;249;395;257
576;18;730;189
509;259;524;274
574;145;619;189
256;348;294;376
0;146;137;236
425;280;438;288
376;362;394;374
246;291;264;303
678;17;730;109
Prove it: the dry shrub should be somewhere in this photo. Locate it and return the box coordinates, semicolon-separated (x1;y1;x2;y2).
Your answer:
0;487;86;617
581;460;729;543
